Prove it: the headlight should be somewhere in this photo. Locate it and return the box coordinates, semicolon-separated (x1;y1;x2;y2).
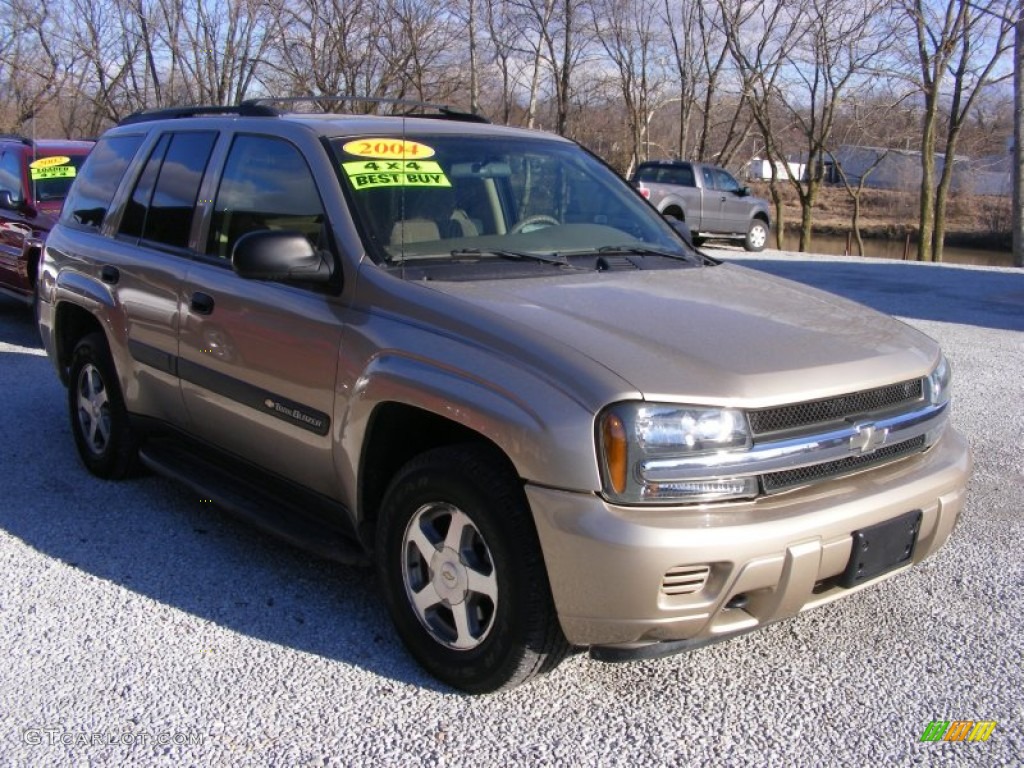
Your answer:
927;354;951;406
598;403;756;504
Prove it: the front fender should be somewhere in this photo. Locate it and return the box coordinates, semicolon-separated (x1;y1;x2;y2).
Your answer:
338;349;604;505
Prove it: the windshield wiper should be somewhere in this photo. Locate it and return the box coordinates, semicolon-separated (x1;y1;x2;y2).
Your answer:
595;244;699;262
597;244;718;266
450;248;569;266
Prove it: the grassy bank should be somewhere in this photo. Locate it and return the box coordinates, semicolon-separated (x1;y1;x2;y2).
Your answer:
749;182;1011;251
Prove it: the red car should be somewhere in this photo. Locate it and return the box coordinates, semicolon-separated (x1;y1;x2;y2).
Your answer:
0;136;93;305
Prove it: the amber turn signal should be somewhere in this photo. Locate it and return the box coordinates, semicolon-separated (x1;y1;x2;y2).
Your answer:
601;412;628;494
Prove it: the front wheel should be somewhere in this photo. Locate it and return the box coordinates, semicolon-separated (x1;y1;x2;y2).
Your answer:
376;445;569;693
744;219;769;252
68;332;139;479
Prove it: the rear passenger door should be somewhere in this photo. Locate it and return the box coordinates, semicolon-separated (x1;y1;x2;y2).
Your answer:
108;130;218;425
177;134;345;498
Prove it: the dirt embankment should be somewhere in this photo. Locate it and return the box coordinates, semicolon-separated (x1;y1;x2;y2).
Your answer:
748;183;1012;251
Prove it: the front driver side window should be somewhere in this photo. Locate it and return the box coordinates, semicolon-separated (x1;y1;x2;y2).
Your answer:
712;169;741;194
207;135;325;260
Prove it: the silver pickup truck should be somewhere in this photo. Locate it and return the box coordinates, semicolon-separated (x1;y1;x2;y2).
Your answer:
633;160;771;251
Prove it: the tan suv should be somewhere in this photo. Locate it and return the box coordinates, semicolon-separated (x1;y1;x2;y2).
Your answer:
37;101;971;693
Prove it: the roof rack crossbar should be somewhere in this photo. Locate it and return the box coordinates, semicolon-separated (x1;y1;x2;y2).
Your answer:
240;95;491;124
118;104;280;126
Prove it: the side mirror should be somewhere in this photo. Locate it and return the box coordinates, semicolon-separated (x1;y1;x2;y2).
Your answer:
0;190;22;210
736;186;751;197
232;230;335;284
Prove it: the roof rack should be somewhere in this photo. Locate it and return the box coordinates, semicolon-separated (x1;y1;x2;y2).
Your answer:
240;96;490;124
118;103;280;126
0;133;33;146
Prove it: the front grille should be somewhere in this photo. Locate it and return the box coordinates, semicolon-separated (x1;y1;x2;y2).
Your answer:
761;435;927;494
661;565;710;596
748;379;923;435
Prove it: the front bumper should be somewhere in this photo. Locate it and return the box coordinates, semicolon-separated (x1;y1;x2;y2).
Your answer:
528;427;971;649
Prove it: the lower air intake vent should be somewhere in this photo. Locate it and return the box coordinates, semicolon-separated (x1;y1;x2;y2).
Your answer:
661;565;711;596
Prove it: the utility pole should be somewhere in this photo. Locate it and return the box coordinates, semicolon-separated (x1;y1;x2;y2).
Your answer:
1015;0;1024;266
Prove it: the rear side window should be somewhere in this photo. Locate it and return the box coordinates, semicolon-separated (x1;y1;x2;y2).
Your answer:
142;132;217;248
61;135;145;229
634;165;658;182
663;165;695;187
119;135;170;240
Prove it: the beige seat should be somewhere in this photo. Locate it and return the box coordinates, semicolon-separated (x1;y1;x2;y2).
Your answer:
449;209;479;237
390;218;440;245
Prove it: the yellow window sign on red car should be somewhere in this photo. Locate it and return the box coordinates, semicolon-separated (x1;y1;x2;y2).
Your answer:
342;159;450;189
31;166;77;181
342;138;435;160
29;155;72;169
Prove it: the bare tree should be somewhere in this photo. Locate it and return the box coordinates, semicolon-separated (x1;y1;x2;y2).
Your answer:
0;1;72;132
591;0;672;173
719;0;808;248
722;0;897;252
900;0;1013;261
153;0;274;106
513;0;592;135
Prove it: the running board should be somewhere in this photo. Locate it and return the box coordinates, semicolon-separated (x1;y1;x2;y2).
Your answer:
138;438;370;565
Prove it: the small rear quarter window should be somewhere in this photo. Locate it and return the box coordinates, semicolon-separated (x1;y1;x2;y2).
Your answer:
61;135;145;229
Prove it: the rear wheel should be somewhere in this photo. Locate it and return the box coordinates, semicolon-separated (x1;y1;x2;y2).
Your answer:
376;445;569;693
744;219;769;252
68;332;139;479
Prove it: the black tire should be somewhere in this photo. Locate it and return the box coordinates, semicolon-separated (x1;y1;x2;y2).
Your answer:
68;332;139;479
744;218;769;252
375;444;569;693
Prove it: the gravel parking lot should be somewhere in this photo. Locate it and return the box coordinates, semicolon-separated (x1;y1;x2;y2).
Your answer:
1;251;1021;766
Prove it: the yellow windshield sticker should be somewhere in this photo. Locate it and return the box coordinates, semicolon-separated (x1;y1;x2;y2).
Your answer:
29;155;71;169
343;159;450;189
342;138;435;160
30;165;77;181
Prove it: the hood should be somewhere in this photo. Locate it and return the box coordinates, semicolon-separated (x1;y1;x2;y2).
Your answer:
422;263;938;407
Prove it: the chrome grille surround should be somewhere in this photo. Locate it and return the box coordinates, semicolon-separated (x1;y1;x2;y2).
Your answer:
639;383;947;501
747;379;924;436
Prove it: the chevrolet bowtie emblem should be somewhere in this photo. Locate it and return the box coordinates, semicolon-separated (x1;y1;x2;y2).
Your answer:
849;421;889;454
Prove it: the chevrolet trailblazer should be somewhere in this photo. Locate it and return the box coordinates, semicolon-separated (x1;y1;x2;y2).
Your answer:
37;101;970;693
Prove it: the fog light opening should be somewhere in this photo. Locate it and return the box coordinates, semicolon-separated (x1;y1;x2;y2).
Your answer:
725;593;748;610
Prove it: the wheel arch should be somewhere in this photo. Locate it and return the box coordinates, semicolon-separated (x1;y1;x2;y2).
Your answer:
357;402;518;549
661;203;685;220
54;302;106;386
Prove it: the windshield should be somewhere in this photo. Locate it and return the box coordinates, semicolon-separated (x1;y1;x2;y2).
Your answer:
330;134;694;268
30;153;88;204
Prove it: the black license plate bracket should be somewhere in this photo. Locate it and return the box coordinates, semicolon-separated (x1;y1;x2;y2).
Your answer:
839;509;922;588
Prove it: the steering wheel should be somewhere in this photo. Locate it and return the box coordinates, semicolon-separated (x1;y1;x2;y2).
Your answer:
510;214;560;234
